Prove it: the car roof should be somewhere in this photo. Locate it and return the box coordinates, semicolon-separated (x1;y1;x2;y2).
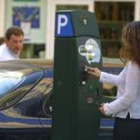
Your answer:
0;59;53;70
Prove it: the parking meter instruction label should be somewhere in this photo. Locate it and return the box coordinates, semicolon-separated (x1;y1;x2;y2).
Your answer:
78;39;101;64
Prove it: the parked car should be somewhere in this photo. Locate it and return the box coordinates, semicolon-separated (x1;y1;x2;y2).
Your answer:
0;59;53;140
0;59;123;140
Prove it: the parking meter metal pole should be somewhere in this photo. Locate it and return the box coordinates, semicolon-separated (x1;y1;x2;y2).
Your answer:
52;10;103;140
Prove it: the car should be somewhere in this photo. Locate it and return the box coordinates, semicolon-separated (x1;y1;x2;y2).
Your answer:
0;59;53;140
0;59;123;140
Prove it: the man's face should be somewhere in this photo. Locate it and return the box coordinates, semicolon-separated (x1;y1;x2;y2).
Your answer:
5;34;24;54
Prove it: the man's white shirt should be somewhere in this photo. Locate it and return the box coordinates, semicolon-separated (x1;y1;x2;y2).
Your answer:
0;44;19;61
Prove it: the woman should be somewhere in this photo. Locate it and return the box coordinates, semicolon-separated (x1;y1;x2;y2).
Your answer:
86;21;140;140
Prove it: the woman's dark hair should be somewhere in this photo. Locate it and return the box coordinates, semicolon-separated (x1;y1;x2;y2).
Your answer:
120;21;140;67
5;26;24;40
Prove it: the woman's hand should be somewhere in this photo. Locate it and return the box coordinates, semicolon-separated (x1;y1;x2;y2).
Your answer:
99;103;105;115
85;65;101;78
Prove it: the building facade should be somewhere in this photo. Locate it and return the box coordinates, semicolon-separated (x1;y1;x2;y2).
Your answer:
0;0;140;61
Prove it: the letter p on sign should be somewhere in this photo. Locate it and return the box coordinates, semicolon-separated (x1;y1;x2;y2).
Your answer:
57;15;68;34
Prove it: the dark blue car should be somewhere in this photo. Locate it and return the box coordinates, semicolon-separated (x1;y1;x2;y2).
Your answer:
0;59;53;140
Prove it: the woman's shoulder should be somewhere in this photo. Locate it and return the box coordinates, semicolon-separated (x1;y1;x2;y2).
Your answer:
126;61;139;70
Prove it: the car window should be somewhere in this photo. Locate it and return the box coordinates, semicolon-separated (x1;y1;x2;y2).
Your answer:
0;64;43;110
0;71;24;95
0;71;43;110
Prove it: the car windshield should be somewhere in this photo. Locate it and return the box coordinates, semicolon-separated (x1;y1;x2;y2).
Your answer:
0;70;24;95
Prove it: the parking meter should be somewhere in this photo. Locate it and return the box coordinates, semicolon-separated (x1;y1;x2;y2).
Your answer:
52;10;103;140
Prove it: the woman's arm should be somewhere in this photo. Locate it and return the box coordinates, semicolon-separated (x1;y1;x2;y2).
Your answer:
100;72;119;86
85;65;120;86
103;62;140;116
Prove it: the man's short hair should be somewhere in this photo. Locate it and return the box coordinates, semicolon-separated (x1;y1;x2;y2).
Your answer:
0;37;5;45
5;26;24;40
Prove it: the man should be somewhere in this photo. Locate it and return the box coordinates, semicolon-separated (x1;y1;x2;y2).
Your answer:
0;26;24;61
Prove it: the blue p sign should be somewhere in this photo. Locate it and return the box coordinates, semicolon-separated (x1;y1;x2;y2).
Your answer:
55;13;74;37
